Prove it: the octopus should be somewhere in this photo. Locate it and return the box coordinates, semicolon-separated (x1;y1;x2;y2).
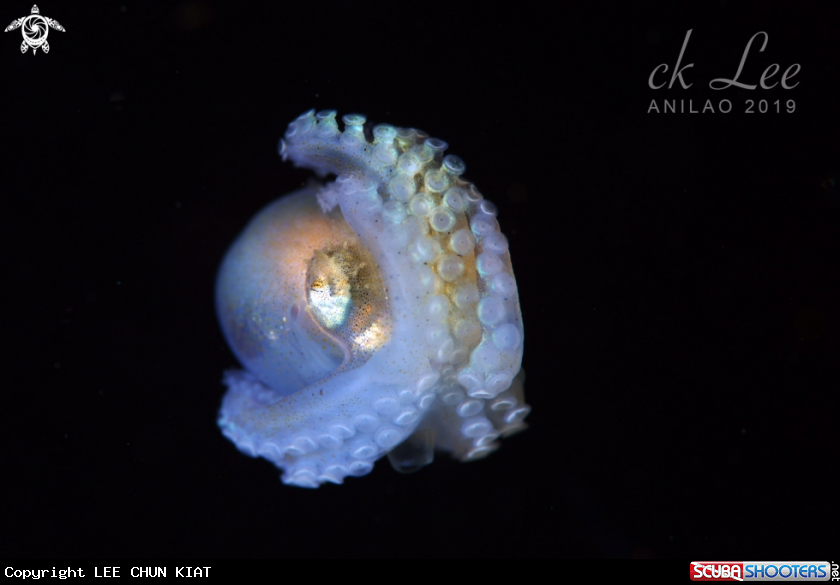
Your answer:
215;110;529;487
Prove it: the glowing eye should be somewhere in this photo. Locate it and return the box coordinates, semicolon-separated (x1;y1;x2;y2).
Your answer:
306;242;390;357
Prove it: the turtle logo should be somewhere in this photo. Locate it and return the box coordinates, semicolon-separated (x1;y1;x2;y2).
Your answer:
4;5;65;54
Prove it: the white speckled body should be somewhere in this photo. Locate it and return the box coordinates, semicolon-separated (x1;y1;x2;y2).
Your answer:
217;110;528;487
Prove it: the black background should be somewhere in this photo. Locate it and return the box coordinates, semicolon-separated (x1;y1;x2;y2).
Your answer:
3;1;838;559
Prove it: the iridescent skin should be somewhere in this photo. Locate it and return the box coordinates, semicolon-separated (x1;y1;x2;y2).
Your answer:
216;110;529;487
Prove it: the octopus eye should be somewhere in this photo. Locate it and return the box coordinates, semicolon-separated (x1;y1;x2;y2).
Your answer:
216;110;529;488
305;242;391;359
